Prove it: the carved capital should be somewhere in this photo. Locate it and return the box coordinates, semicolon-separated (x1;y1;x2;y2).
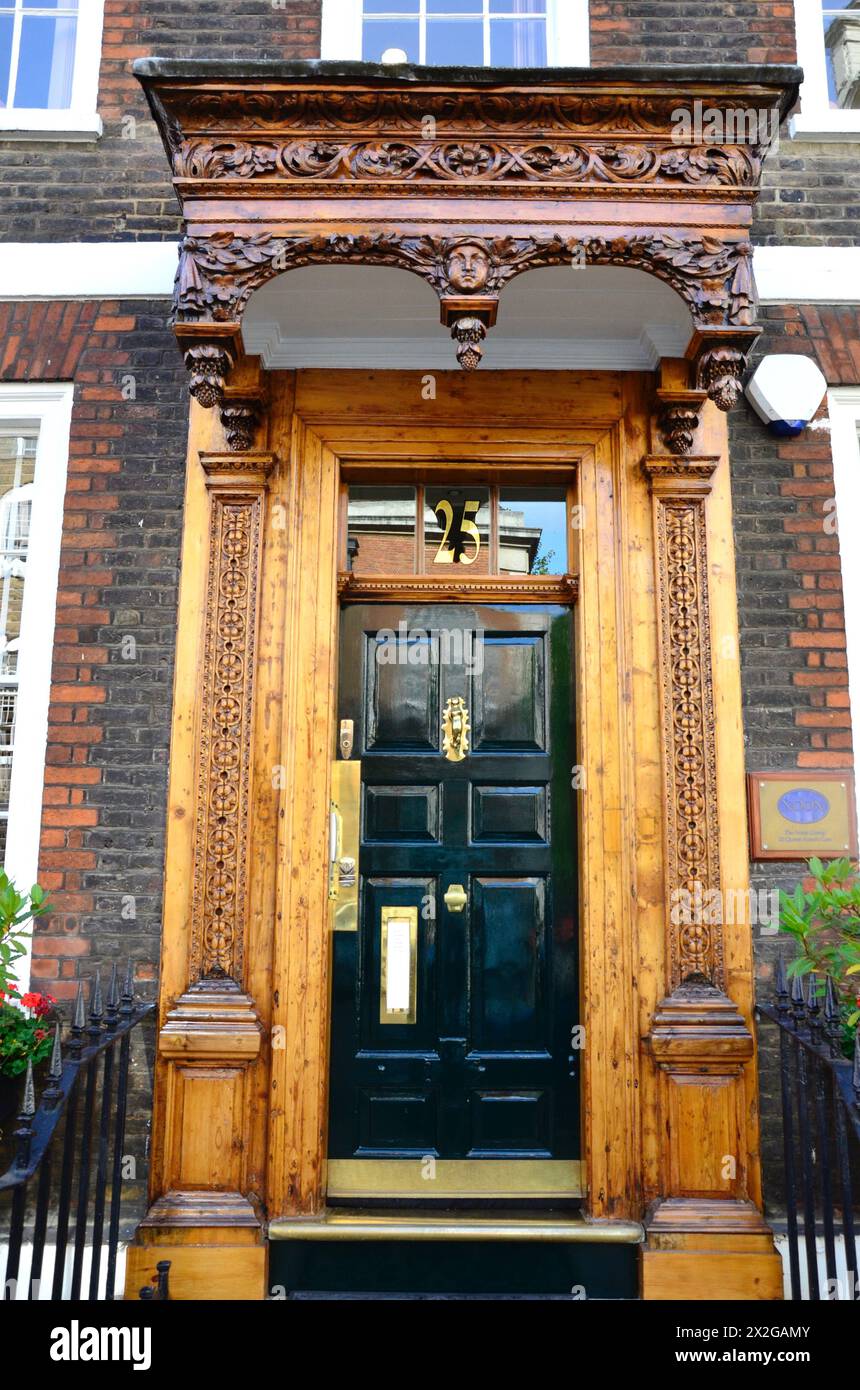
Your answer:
656;388;708;456
183;342;235;409
687;326;761;413
220;399;262;451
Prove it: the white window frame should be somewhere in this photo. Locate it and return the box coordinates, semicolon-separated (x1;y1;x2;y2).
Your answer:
828;387;860;845
0;384;72;989
0;0;104;141
791;0;860;140
321;0;590;67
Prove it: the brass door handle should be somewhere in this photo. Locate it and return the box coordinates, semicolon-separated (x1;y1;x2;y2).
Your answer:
444;883;468;913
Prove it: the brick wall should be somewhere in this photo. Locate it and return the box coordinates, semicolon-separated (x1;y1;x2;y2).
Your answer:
1;0;323;241
729;303;859;1211
589;1;797;64
0;297;186;1004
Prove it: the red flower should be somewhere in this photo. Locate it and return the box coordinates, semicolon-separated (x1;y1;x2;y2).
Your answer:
34;1029;47;1042
21;991;54;1017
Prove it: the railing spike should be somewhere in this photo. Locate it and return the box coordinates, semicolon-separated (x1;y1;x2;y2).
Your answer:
790;970;806;1030
120;961;134;1017
73;980;86;1029
20;1059;36;1118
42;1021;64;1108
775;955;789;1010
69;979;86;1056
824;974;837;1020
49;1020;63;1079
853;1028;860;1104
13;1062;36;1170
808;973;822;1042
106;962;120;1013
90;968;104;1023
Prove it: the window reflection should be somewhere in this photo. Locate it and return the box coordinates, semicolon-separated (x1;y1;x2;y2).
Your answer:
347;485;417;576
499;488;567;575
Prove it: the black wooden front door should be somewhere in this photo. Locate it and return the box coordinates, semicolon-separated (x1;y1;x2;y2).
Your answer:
328;602;579;1194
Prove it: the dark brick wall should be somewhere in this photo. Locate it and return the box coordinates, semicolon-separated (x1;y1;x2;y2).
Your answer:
729;302;858;1213
756;141;860;247
589;1;797;63
1;0;323;241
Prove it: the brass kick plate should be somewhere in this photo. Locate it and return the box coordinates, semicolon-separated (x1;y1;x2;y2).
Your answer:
326;1159;585;1201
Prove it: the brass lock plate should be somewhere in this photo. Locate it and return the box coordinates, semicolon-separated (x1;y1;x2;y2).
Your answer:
329;759;361;932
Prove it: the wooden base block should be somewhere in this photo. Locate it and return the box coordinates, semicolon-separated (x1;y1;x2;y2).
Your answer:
124;1243;268;1301
640;1244;784;1301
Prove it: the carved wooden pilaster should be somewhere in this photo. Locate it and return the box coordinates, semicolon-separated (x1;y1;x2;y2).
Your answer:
643;453;724;990
144;448;275;1279
189;450;274;982
641;451;780;1295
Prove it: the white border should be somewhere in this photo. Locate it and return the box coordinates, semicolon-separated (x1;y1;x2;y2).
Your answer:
791;0;860;140
0;0;105;140
0;243;179;299
320;0;589;65
828;386;860;844
0;384;73;989
754;246;860;302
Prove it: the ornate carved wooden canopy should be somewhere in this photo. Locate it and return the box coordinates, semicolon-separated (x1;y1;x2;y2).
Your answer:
135;59;800;413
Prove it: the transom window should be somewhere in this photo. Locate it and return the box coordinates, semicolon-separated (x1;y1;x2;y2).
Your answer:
321;0;589;67
345;483;571;577
0;0;103;138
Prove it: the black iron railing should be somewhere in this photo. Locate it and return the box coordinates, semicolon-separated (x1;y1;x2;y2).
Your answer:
0;965;153;1301
758;960;860;1301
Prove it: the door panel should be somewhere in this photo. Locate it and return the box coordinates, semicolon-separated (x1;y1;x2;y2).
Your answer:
329;602;579;1195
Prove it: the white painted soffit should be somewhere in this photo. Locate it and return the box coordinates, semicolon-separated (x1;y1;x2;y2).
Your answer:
241;265;693;371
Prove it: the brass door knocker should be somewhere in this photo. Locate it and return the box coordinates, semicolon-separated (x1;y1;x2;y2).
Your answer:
442;695;470;762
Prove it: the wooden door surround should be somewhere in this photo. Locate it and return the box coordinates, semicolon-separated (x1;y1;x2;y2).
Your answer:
124;61;801;1299
124;369;782;1300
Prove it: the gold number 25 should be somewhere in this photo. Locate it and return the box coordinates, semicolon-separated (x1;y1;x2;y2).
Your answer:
433;499;482;566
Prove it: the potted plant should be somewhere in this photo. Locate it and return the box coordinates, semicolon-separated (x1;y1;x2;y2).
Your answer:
778;856;860;1056
0;873;53;1123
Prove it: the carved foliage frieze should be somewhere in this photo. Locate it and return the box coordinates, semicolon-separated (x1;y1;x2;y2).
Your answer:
648;465;724;988
177;137;760;190
190;477;265;982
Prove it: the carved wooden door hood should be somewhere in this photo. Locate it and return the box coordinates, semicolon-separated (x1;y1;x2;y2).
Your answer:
135;59;800;411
